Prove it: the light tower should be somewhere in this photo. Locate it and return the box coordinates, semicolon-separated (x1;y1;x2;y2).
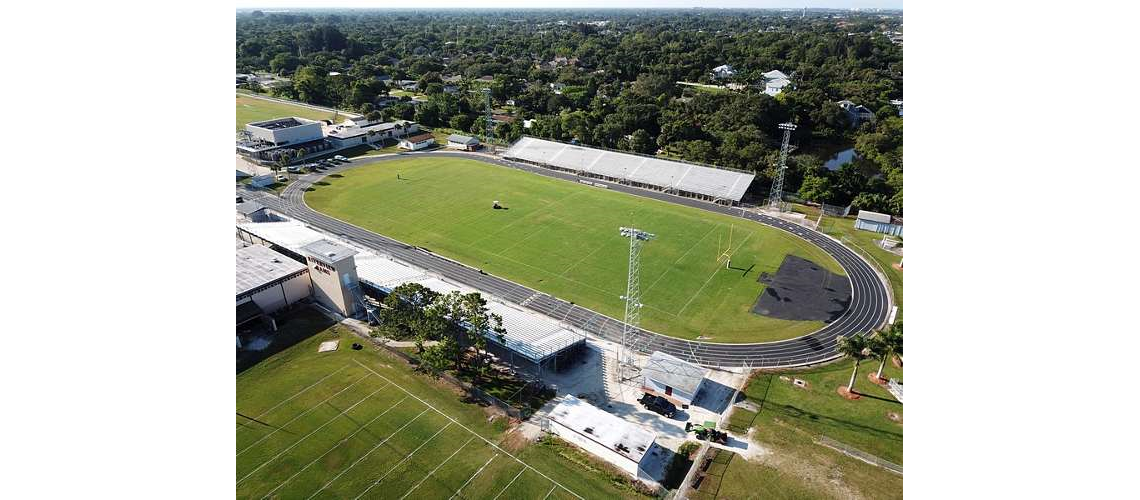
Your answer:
884;99;902;116
482;87;494;153
768;122;797;211
617;226;655;380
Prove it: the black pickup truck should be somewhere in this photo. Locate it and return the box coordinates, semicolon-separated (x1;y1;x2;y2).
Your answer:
638;393;677;418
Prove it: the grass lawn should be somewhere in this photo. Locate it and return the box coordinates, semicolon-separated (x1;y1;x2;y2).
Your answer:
236;94;345;131
305;157;845;343
237;306;649;500
712;361;903;499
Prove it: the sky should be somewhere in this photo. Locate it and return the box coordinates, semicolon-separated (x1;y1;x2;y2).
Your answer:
235;1;903;10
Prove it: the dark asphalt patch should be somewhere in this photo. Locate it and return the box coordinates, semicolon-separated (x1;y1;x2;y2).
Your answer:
752;255;851;322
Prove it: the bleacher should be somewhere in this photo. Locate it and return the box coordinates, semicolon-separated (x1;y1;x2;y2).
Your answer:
503;137;756;203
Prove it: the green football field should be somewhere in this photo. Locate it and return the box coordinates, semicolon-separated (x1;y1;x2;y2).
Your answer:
236;93;345;131
305;157;845;343
237;309;645;500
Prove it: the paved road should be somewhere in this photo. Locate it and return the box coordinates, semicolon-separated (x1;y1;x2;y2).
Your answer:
240;151;892;368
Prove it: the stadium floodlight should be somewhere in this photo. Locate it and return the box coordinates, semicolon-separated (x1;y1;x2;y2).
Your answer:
768;122;797;211
617;226;655;381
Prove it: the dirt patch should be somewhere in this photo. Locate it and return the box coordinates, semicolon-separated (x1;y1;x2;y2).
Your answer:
836;386;862;400
891;356;903;368
867;372;888;385
891;262;903;271
886;412;903;424
499;427;532;452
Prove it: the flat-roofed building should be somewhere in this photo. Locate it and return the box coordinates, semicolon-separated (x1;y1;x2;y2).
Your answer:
547;395;658;478
300;239;361;317
237;116;332;163
641;351;710;407
854;210;903;237
236;244;312;338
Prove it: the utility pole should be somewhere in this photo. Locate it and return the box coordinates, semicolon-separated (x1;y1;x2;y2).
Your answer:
768;122;797;211
617;226;655;381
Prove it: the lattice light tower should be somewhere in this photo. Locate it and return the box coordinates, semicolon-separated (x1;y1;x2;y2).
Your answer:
618;226;655;380
768;122;797;211
482;87;494;153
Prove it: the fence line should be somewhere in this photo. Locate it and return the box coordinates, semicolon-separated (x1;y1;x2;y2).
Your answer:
817;436;902;475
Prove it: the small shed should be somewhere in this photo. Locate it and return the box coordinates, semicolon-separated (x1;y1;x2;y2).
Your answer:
855;210;903;237
398;132;436;151
446;134;481;151
641;351;710;407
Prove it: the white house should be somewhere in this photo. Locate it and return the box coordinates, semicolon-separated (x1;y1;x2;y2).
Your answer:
641;351;710;407
711;64;736;79
446;134;481;151
547;395;658;478
398;132;436;151
762;70;792;96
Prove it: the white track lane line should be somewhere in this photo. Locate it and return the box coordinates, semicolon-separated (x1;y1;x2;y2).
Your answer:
259;395;410;499
448;454;497;500
491;468;527;500
307;407;432;499
398;436;477;500
351;421;455;500
237;374;370;457
241;365;350;423
351;358;585;500
238;383;388;484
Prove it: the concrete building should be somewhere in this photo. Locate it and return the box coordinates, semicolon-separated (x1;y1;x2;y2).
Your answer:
300;239;361;317
324;119;420;149
236;201;276;223
641;351;710;407
855;210;903;237
236;244;312;338
547;395;658;479
446;134;481;151
399;132;436;151
236;117;331;163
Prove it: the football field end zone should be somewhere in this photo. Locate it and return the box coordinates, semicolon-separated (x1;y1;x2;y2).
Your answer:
237;372;373;457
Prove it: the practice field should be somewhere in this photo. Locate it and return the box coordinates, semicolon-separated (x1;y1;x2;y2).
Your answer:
236;94;345;131
305;157;846;343
237;310;645;500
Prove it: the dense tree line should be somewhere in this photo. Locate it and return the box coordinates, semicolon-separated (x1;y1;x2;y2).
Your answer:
237;9;903;214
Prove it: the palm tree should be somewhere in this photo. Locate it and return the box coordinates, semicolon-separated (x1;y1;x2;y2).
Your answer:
837;334;870;394
874;322;903;381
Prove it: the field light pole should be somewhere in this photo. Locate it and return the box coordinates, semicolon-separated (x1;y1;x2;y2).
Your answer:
618;226;655;381
768;122;797;211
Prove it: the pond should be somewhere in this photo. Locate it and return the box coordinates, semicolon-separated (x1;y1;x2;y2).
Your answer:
824;147;859;171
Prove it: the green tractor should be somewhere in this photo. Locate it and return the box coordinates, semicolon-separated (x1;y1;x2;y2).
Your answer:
685;421;728;445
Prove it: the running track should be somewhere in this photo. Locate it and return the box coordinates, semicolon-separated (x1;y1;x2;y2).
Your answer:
240;151;892;368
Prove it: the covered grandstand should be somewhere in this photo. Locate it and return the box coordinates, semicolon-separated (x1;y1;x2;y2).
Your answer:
236;219;586;372
502;136;756;204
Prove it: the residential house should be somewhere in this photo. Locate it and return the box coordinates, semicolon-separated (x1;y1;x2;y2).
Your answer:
711;64;736;79
762;70;791;96
838;100;876;126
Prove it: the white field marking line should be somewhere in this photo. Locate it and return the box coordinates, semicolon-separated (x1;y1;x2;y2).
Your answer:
677;232;754;317
260;395;410;499
448;454;497;500
641;223;721;295
351;359;585;500
351;422;456;500
241;365;350;423
307;407;432;500
468;189;586;249
491;468;527;500
398;436;478;500
542;484;558;500
557;237;610;277
237;383;389;484
237;374;371;457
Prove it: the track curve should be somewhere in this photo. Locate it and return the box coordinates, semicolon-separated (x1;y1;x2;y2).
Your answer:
243;151;892;368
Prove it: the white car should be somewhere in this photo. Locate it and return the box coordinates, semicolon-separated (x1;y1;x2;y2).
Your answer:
276;174;288;182
333;155;349;161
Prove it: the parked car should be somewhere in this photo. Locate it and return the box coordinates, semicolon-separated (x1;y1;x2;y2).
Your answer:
333;155;349;161
236;196;244;203
638;393;677;418
286;166;301;173
276;174;288;182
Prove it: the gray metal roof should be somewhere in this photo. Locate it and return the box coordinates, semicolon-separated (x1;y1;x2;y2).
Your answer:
301;239;358;263
447;134;479;145
856;210;893;224
236;245;307;296
642;351;709;395
236;201;266;216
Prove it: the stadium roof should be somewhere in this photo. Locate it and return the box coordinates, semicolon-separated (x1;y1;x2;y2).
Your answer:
236;244;307;297
856;210;893;224
548;395;657;466
503;137;755;202
642;351;709;396
237;220;584;362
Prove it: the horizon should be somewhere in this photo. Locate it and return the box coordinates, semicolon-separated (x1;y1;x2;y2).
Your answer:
235;2;903;11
